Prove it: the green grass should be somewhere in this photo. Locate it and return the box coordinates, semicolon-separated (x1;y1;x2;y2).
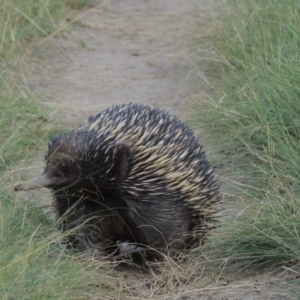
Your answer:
0;189;121;299
195;0;300;270
0;83;50;172
0;1;122;299
1;193;88;299
0;0;90;63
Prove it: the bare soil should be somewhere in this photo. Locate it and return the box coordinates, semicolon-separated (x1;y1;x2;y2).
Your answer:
26;0;201;125
19;0;298;299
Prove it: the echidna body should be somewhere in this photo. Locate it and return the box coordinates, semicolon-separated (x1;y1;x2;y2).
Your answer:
16;103;220;258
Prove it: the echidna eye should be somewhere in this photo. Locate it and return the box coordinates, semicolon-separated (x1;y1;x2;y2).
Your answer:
55;170;65;178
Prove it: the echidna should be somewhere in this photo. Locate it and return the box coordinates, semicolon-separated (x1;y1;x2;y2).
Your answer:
15;103;220;261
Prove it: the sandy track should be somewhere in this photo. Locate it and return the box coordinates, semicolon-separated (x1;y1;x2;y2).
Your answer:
28;0;201;125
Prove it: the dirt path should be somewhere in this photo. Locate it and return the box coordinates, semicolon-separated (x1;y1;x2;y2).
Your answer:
27;0;201;125
21;1;294;299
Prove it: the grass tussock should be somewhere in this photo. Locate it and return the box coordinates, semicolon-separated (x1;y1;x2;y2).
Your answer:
0;193;105;299
0;84;50;172
195;0;300;270
0;1;115;299
0;0;90;63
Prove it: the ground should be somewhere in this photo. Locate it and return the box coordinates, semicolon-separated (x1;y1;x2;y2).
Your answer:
26;0;201;125
18;0;298;299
